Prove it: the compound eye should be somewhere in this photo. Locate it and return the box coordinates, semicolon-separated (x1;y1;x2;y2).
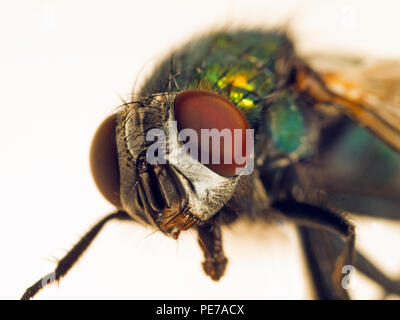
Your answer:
174;90;251;177
90;114;121;208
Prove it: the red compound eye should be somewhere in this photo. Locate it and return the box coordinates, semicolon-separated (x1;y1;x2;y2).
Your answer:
174;90;251;177
90;114;121;208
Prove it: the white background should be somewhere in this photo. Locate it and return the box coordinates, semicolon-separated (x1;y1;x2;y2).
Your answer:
1;0;400;299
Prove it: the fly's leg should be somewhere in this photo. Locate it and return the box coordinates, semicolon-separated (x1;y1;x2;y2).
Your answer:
272;199;355;299
298;226;347;299
196;223;227;281
354;248;400;298
21;210;131;300
300;226;400;299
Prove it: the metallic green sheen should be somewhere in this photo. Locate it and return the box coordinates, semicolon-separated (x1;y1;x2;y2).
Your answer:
266;91;307;154
140;30;312;157
141;30;294;129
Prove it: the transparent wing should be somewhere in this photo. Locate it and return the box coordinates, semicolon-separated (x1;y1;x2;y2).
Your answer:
298;55;400;153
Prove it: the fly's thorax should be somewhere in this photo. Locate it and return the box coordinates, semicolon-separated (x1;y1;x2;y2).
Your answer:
141;30;295;131
256;91;321;168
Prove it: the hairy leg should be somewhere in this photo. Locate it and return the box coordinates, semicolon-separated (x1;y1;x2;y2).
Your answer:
299;226;400;299
272;199;354;299
21;210;131;300
196;223;227;281
298;226;349;299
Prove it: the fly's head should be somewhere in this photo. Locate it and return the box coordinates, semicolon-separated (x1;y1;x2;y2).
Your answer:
90;90;253;239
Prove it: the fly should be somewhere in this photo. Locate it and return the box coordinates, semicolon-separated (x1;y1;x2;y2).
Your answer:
21;29;400;300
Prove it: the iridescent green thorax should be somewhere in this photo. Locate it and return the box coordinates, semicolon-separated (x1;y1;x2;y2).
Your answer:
265;91;308;154
141;30;294;129
140;30;314;158
188;32;288;124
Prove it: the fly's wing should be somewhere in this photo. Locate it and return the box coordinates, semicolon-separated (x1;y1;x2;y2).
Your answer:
309;55;400;105
298;55;400;153
296;55;400;219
